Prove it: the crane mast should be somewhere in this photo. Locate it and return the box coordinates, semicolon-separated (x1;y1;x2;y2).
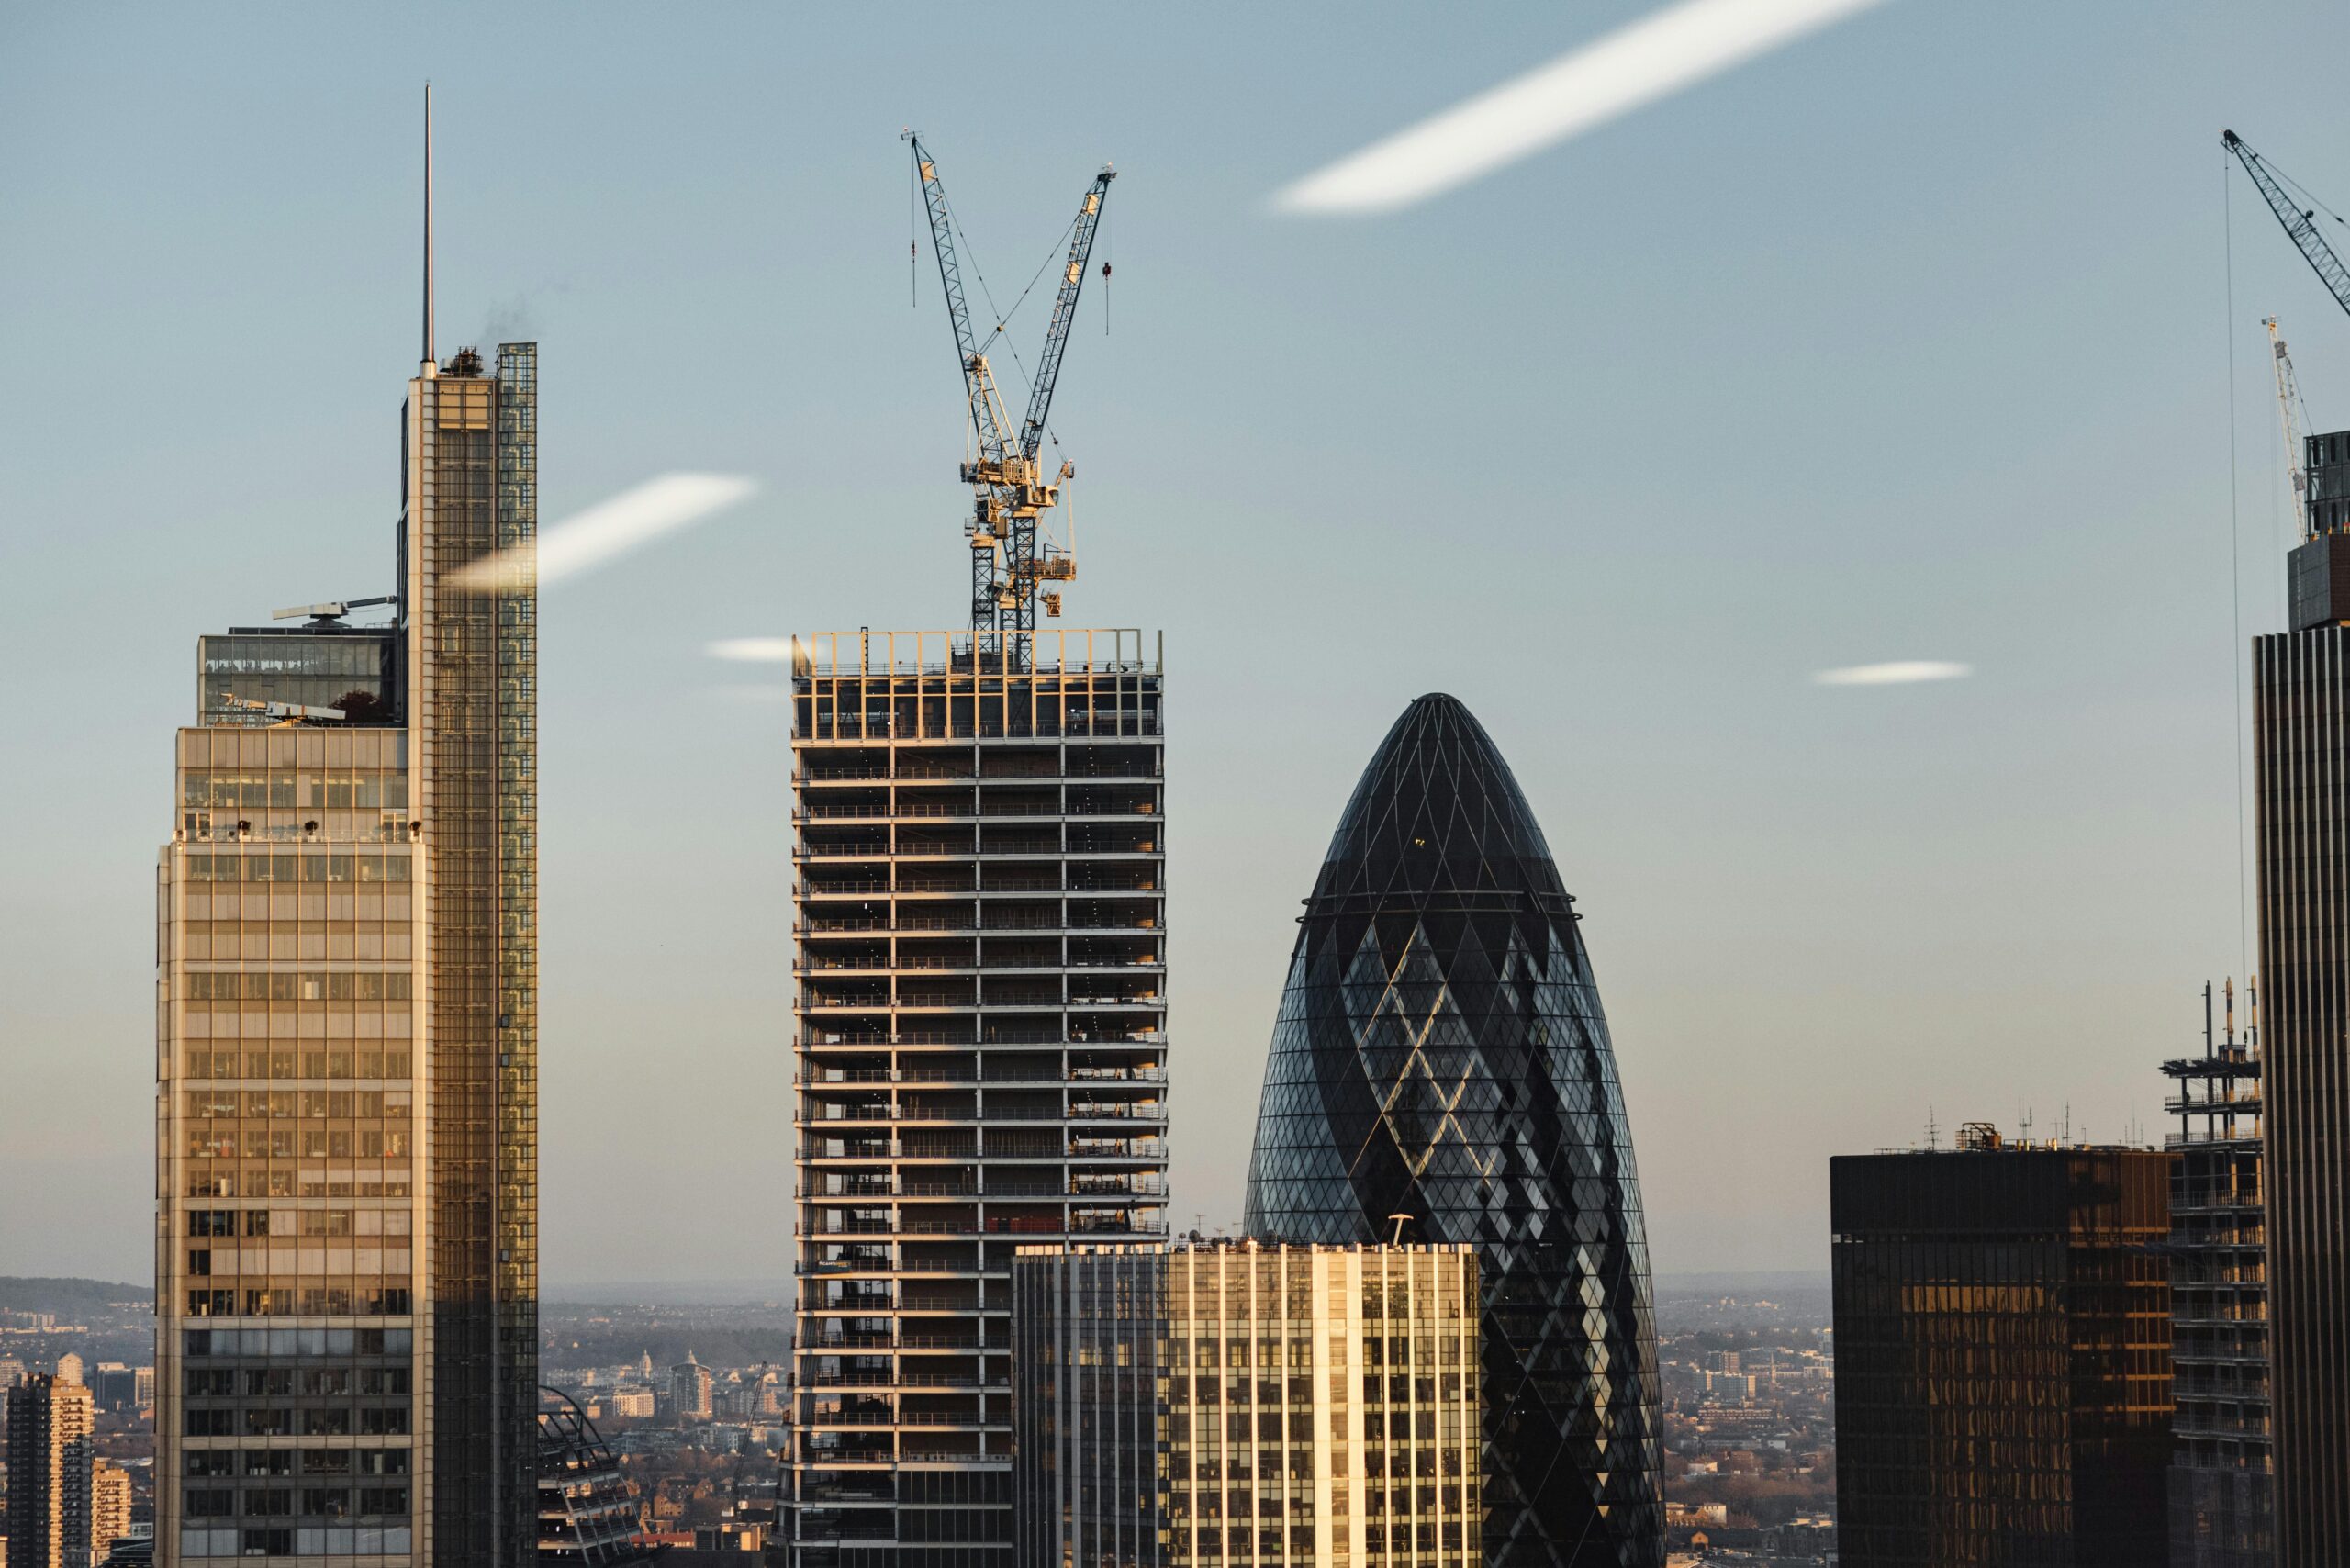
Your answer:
2224;129;2350;322
2266;317;2313;540
906;132;1114;654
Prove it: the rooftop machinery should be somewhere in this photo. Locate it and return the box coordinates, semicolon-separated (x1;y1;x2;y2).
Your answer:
905;132;1114;652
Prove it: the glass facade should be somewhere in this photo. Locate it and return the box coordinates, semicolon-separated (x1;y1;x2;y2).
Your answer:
2251;599;2350;1567
156;344;540;1568
1240;694;1662;1568
1012;1241;1481;1568
784;627;1169;1568
199;631;397;725
156;727;425;1562
1829;1144;2175;1567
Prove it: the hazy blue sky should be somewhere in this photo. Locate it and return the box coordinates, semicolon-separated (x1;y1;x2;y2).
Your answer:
5;3;2347;1284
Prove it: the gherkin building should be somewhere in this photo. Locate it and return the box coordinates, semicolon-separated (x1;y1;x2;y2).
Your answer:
1243;694;1664;1568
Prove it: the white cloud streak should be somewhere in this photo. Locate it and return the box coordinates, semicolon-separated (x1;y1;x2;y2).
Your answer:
449;473;758;594
1813;661;1972;687
1273;0;1889;214
706;637;796;663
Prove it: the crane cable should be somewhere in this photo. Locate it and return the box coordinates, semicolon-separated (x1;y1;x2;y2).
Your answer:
935;185;1082;453
2266;157;2349;230
2224;148;2249;985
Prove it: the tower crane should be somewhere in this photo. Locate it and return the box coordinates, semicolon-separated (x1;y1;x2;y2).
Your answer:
904;132;1114;652
2223;130;2350;322
2266;317;2313;539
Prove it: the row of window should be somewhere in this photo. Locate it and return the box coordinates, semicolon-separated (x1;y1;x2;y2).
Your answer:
185;1327;411;1357
184;1091;413;1120
178;1525;412;1558
185;1407;411;1437
182;776;411;812
185;1172;414;1201
190;1208;412;1238
182;850;412;882
185;1131;413;1160
183;1486;408;1518
185;1288;411;1317
185;1367;410;1397
185;972;413;1001
185;1447;408;1477
188;1249;412;1281
182;1049;412;1081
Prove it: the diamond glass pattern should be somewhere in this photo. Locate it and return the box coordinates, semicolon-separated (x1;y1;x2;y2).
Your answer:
1243;694;1664;1568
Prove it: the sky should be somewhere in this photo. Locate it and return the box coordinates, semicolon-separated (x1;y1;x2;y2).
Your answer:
4;1;2348;1287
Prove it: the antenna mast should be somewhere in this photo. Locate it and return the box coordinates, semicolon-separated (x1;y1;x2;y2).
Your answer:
423;84;434;368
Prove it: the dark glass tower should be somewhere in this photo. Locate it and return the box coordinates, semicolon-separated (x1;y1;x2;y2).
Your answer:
1830;1138;2175;1567
2257;424;2350;1566
1242;694;1663;1568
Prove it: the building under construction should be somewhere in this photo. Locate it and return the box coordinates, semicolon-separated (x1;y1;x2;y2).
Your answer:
2162;984;2271;1568
778;140;1167;1567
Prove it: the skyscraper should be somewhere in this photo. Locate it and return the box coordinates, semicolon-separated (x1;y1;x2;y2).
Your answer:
2163;983;2271;1567
6;1373;95;1568
153;96;539;1567
2257;423;2350;1567
783;627;1169;1566
1242;694;1664;1568
1012;1238;1482;1568
1830;1132;2174;1567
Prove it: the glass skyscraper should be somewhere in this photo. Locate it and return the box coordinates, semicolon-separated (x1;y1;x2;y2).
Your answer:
1830;1137;2175;1567
154;339;540;1567
2256;423;2350;1567
1241;694;1663;1568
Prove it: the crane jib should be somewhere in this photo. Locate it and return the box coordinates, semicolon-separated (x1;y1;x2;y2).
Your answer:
2223;129;2350;323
